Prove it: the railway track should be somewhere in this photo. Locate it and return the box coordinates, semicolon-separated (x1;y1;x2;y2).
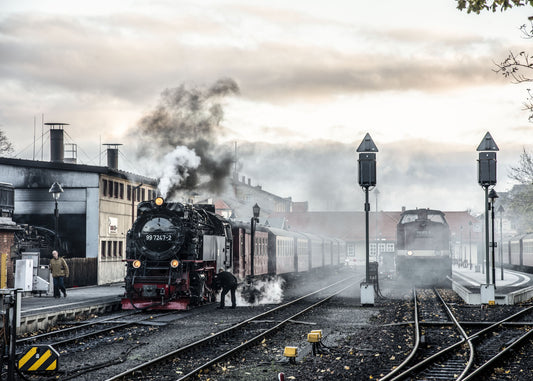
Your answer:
380;288;533;381
105;276;358;381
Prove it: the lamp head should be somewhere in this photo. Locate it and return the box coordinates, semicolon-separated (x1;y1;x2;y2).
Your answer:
253;203;260;219
49;182;64;200
488;188;499;204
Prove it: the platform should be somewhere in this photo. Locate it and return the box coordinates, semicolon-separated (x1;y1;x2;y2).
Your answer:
452;265;533;305
16;283;124;334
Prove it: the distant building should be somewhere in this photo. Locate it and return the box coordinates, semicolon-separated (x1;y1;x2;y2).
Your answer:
0;126;157;285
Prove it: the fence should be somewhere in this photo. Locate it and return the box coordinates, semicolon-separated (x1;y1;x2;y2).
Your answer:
40;257;97;287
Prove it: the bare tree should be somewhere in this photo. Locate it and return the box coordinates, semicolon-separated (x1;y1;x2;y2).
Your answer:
0;129;13;156
509;147;533;184
506;148;533;232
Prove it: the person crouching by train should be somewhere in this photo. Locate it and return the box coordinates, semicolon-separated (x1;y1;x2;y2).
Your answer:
215;268;237;309
50;250;69;298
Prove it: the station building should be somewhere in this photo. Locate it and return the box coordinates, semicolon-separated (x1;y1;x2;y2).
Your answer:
0;126;157;285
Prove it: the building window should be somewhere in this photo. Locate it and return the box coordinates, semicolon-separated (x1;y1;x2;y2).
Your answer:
119;241;123;258
108;181;114;197
141;188;145;201
107;241;112;258
114;182;119;198
119;183;124;199
102;180;108;197
136;187;140;202
113;241;118;257
101;240;106;258
127;185;132;201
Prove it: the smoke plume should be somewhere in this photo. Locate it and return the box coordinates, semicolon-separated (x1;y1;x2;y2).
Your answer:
133;78;239;198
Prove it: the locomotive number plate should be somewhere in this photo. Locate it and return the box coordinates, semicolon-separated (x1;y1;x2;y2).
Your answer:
145;234;172;241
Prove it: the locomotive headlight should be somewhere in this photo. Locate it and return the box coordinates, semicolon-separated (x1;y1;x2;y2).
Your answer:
407;251;414;256
170;259;179;268
133;260;142;268
155;197;164;206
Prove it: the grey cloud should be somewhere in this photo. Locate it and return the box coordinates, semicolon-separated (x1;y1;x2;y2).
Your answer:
0;12;509;105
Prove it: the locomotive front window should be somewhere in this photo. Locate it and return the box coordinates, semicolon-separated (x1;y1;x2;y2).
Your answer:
141;217;179;252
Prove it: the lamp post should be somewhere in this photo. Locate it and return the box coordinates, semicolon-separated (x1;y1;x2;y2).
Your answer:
469;221;472;270
357;133;378;306
488;188;498;288
49;182;64;250
375;188;379;263
498;205;505;280
476;131;498;303
460;226;463;267
250;203;260;278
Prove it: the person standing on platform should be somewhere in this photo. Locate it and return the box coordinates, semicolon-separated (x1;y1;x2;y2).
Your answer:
50;250;69;298
215;268;237;309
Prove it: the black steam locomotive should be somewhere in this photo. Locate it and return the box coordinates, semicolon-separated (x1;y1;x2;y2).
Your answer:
122;197;347;310
122;197;231;310
395;208;452;285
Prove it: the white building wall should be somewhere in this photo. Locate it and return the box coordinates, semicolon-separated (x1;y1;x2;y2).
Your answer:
86;187;99;259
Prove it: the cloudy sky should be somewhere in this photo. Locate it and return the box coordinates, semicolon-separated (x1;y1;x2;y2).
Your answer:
1;0;532;213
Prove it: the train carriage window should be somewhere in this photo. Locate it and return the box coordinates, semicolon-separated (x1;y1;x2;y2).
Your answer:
101;240;106;258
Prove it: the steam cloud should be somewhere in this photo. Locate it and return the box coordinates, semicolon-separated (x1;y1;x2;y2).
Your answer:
134;78;239;198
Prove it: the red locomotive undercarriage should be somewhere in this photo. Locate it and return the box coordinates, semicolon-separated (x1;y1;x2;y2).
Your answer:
121;260;217;310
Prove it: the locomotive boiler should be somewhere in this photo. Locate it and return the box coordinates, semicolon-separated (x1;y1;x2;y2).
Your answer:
122;197;232;310
396;208;452;285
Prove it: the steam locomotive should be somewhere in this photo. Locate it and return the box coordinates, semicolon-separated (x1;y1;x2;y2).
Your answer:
395;208;452;285
122;197;347;310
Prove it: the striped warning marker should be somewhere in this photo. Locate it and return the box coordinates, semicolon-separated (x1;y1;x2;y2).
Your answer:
18;345;59;372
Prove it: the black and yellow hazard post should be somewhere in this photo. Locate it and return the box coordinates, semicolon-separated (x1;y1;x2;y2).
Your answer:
18;345;59;372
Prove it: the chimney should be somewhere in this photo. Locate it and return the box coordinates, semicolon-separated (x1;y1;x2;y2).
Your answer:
104;144;122;169
45;122;69;163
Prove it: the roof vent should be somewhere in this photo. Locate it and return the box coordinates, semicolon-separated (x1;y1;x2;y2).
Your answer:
45;122;69;163
104;144;122;169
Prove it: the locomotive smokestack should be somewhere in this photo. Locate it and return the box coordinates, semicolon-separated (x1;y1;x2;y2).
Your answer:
45;122;69;163
104;144;122;170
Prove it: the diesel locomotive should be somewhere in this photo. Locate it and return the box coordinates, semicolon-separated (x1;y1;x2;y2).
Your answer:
122;197;347;310
396;208;452;285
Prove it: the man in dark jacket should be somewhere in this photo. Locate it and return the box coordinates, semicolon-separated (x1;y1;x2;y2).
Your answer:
215;268;237;309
